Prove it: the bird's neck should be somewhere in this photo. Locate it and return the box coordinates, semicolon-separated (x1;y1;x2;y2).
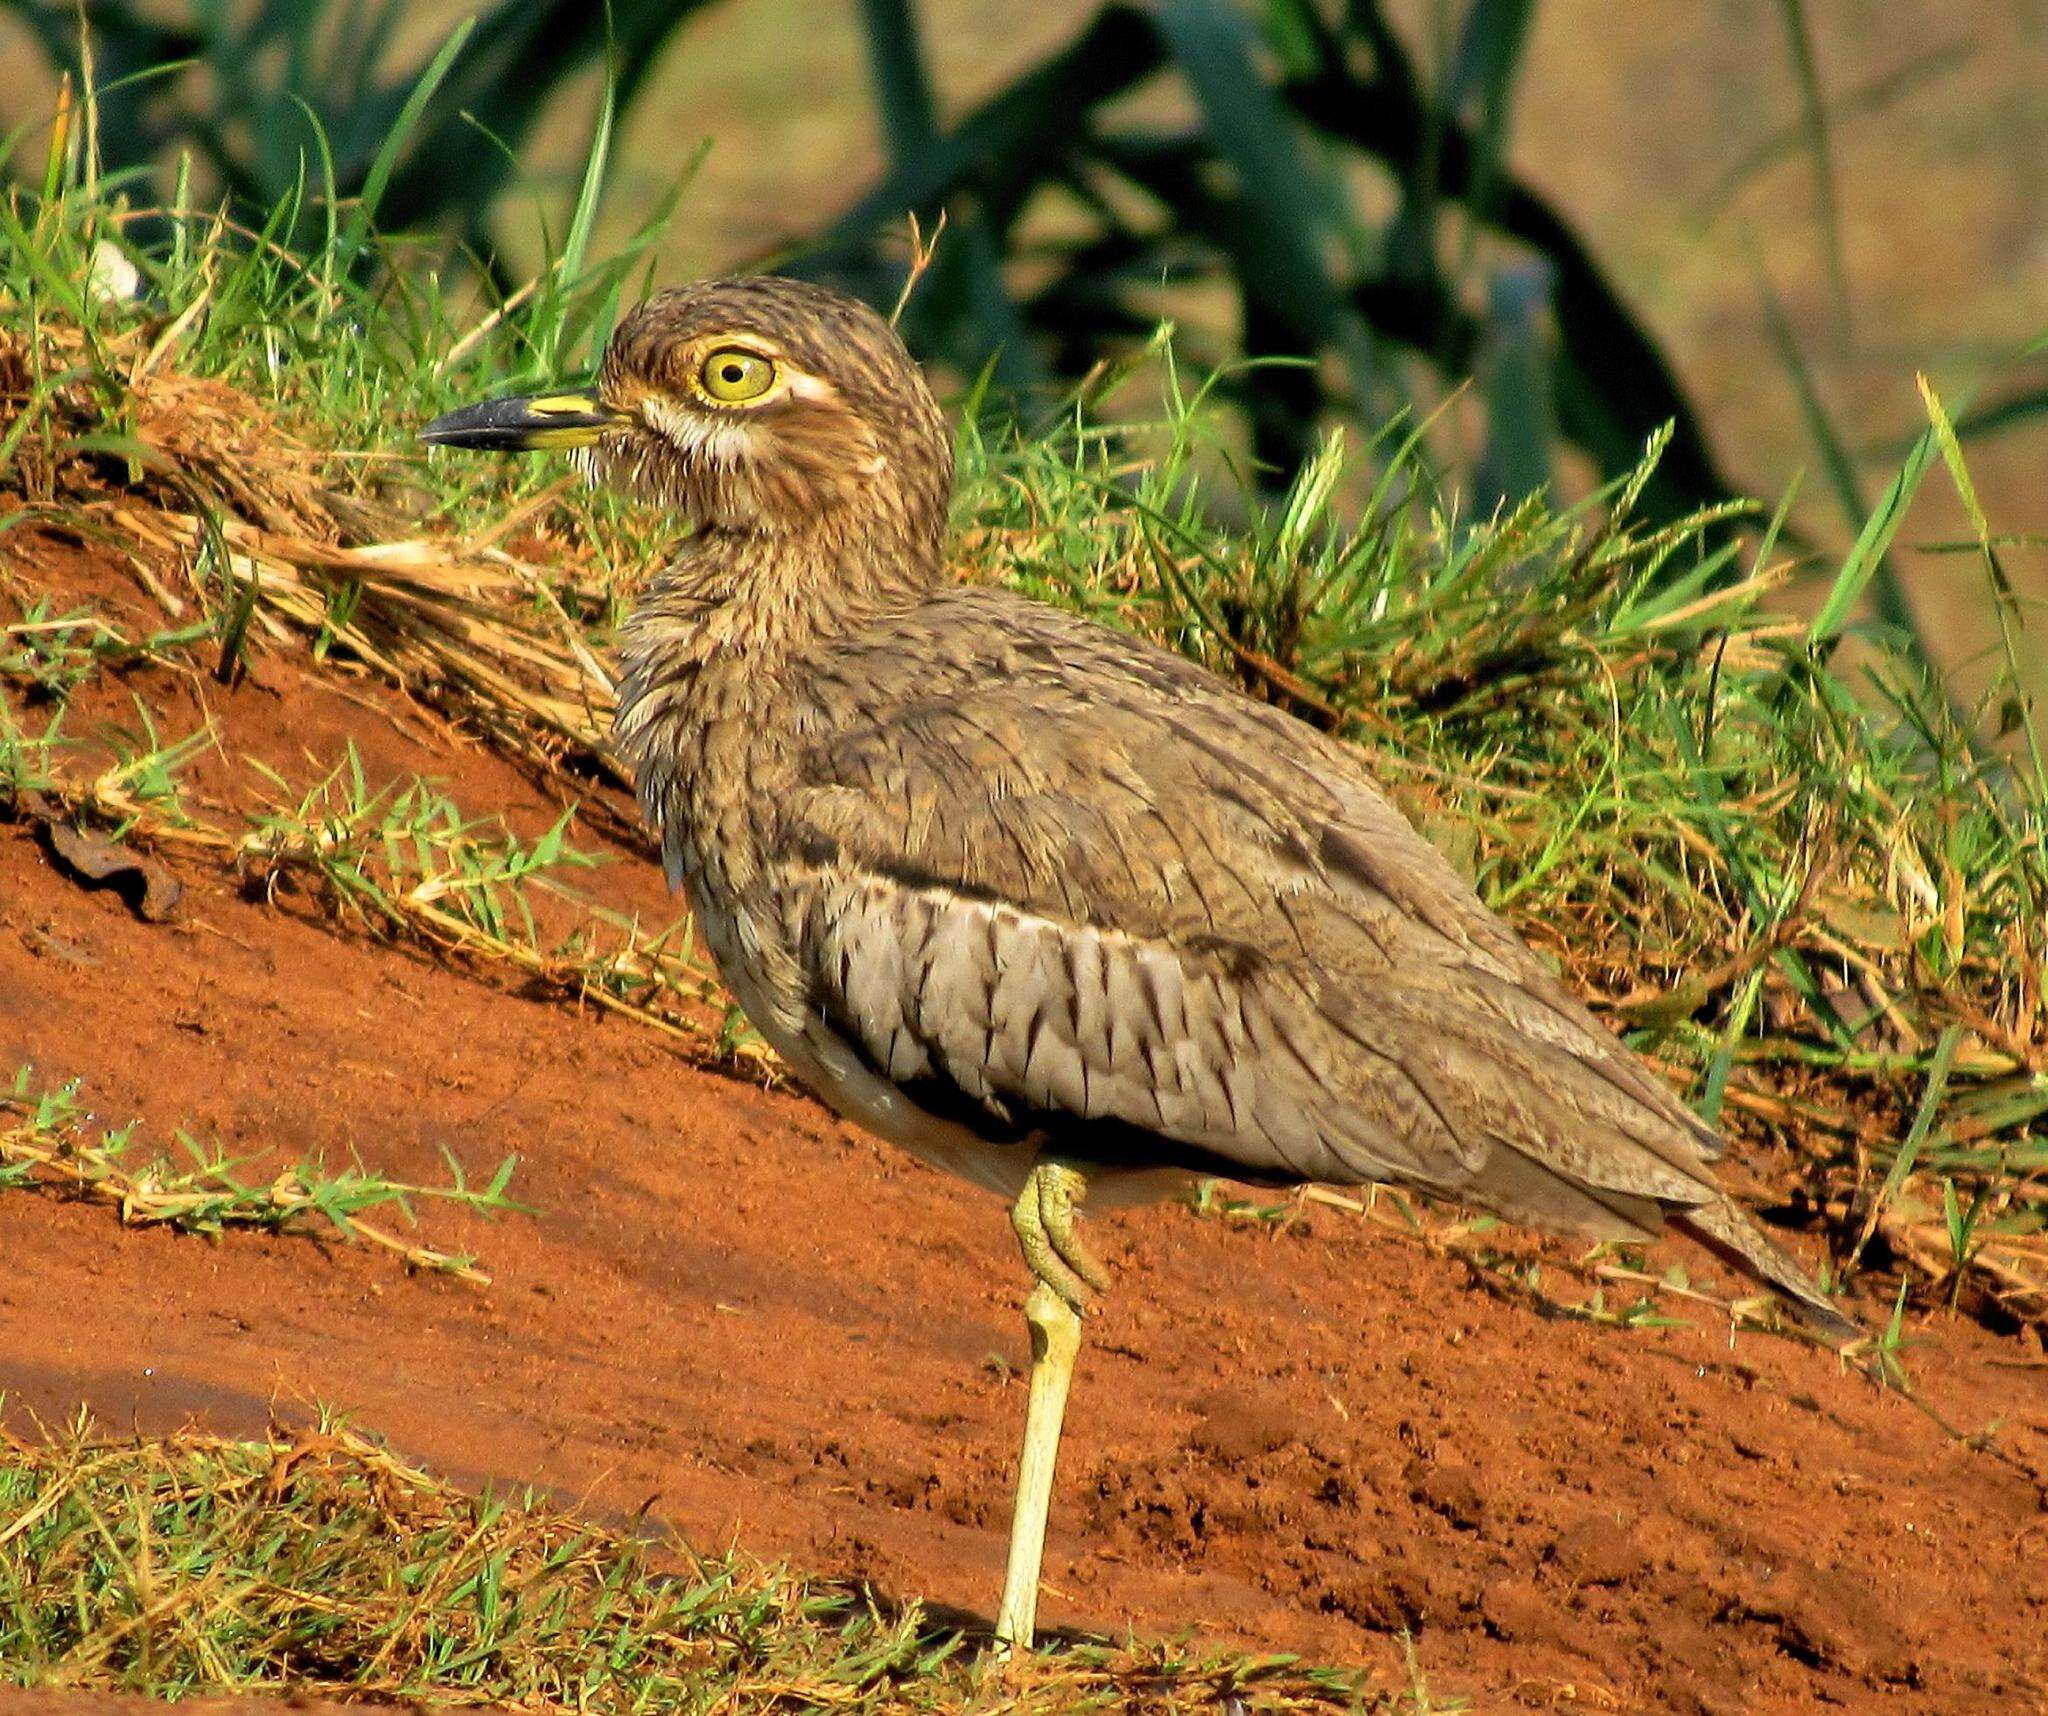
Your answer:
627;513;939;668
611;514;941;799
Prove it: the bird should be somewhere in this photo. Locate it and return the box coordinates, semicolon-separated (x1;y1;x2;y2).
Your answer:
421;275;1859;1652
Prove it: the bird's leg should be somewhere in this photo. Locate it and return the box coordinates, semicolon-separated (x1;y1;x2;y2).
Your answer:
994;1280;1082;1653
995;1158;1102;1654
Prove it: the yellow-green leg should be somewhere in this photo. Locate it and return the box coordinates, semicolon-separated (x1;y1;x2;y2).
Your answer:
994;1158;1105;1654
993;1279;1081;1652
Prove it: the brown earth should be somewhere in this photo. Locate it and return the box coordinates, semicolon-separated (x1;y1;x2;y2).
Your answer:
4;531;2048;1716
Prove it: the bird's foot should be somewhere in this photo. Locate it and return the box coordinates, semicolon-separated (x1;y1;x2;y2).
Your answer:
1009;1157;1110;1314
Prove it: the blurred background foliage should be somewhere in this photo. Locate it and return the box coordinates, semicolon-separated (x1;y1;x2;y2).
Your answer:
0;0;2041;675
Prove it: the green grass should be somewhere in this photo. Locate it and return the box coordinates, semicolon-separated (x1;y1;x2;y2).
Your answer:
1;61;2045;1710
0;1414;1400;1713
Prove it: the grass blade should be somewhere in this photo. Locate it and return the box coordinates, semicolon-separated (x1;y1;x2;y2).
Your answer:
1806;425;1936;648
340;15;475;257
1771;0;1851;337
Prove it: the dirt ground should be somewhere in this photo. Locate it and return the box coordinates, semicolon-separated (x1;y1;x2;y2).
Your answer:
4;534;2048;1715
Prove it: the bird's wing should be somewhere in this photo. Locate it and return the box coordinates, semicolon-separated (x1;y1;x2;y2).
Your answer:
772;589;1725;1237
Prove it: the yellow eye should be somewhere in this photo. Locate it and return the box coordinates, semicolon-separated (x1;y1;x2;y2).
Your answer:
698;347;776;404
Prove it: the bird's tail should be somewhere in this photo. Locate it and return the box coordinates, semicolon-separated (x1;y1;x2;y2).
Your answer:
1669;1195;1861;1345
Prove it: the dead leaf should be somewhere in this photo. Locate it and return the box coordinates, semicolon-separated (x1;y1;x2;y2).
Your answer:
39;816;183;922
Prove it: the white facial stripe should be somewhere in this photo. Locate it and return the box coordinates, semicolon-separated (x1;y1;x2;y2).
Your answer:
642;396;753;463
627;395;765;520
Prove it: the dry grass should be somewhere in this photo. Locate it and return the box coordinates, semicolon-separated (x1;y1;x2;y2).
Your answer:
7;320;631;787
0;1415;1399;1713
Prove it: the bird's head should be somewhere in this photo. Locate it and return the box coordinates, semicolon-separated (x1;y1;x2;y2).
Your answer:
423;277;952;551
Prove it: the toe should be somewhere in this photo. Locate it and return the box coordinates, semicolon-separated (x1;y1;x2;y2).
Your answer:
1036;1164;1112;1295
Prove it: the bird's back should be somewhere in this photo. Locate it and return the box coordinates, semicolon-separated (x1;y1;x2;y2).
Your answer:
750;587;1699;1203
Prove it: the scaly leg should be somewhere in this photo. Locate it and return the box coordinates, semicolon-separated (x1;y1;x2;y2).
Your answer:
994;1157;1104;1653
1007;1157;1110;1312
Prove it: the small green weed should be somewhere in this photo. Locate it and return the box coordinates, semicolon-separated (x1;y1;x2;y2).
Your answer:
1;1066;523;1282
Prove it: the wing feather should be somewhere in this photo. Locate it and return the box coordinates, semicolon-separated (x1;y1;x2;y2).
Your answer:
773;588;1727;1233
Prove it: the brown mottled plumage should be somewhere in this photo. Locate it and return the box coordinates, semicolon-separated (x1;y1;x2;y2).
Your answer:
574;277;1851;1337
423;275;1855;1646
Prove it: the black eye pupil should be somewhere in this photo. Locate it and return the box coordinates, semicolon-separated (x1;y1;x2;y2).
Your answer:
721;364;743;383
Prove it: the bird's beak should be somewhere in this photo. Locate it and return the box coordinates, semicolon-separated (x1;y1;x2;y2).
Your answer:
420;390;628;452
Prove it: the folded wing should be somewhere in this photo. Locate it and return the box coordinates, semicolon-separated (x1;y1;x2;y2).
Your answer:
775;589;1725;1234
